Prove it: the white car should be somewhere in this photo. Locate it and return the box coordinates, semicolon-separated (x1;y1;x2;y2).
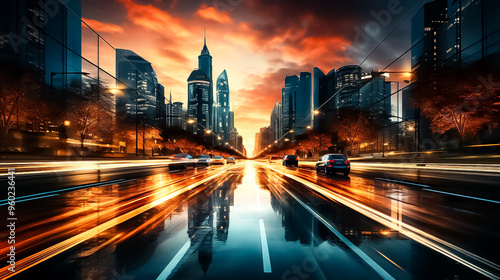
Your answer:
227;157;236;164
212;156;225;165
195;154;211;166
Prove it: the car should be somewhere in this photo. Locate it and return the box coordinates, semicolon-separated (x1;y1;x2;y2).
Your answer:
315;154;350;176
212;156;225;165
169;153;194;170
195;154;211;166
268;156;281;164
171;153;193;159
282;155;298;166
227;157;236;164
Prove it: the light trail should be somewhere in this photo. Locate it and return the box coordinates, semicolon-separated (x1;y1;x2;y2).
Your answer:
260;163;500;279
0;159;196;177
0;163;243;279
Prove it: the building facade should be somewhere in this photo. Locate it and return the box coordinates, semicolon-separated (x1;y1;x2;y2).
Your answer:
216;70;230;143
198;35;214;131
187;69;211;135
270;102;281;142
116;49;162;128
335;65;364;109
282;75;299;139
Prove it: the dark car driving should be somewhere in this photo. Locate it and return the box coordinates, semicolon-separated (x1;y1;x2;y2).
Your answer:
315;154;350;176
282;155;298;167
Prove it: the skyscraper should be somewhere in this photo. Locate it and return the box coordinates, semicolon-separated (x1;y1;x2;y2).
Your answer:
359;77;391;118
1;0;82;89
295;72;312;135
198;32;213;131
318;68;336;132
270;102;282;142
187;69;211;135
411;0;447;76
311;68;325;129
216;70;230;142
335;65;364;109
438;0;500;69
282;75;299;138
116;49;160;127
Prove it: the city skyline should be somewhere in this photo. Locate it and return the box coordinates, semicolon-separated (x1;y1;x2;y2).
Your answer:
81;0;417;154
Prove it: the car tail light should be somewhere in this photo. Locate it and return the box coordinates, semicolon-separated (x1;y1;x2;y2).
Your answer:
345;160;350;164
328;160;336;163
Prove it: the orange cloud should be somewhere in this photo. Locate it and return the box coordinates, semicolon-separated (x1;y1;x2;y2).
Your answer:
195;4;233;24
118;0;190;37
82;18;124;34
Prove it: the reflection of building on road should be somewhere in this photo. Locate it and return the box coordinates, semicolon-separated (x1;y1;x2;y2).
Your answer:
187;195;213;273
271;191;396;247
270;192;329;246
187;181;235;273
213;180;234;242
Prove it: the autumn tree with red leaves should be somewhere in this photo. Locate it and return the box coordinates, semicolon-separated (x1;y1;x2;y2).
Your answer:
415;63;500;148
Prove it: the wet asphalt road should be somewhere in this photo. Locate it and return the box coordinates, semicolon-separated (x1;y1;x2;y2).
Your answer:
1;160;499;279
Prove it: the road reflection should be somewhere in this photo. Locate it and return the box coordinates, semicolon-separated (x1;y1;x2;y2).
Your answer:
3;162;497;280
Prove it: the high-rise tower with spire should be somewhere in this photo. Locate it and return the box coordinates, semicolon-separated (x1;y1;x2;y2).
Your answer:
198;30;214;131
216;70;230;143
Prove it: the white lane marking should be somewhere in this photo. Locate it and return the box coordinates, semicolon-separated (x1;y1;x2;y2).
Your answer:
423;188;500;205
281;188;395;280
156;241;191;280
374;177;430;188
259;219;272;273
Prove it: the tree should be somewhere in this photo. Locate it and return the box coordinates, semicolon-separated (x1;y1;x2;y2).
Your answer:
333;109;376;151
415;63;500;148
163;138;204;154
67;82;115;148
0;63;45;142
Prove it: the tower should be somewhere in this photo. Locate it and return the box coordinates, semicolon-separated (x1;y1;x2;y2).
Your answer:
198;30;213;131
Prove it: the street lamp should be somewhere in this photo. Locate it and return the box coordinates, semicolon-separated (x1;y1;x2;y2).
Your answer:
289;129;294;133
306;125;312;129
64;120;71;126
205;129;212;134
187;119;195;124
314;110;320;115
284;138;289;142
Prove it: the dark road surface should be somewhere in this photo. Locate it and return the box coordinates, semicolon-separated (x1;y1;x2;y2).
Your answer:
1;160;499;279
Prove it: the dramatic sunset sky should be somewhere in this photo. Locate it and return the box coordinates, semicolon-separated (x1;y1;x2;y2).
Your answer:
81;0;417;155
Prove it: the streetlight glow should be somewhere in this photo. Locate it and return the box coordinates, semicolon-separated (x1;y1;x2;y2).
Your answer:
187;119;196;124
314;110;320;115
64;120;71;126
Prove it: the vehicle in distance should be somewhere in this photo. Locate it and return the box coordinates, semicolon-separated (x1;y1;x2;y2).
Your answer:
227;157;236;164
195;154;211;166
212;156;225;165
315;154;350;176
169;153;194;170
282;155;298;167
268;156;281;164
